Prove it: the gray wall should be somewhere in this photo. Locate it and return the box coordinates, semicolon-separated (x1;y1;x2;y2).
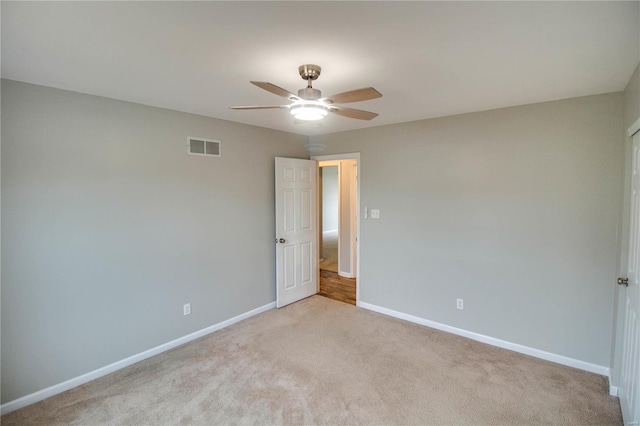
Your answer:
0;79;308;403
316;93;624;367
321;166;338;232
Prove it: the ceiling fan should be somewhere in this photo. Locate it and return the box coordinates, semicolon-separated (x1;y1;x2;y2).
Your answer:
230;64;382;121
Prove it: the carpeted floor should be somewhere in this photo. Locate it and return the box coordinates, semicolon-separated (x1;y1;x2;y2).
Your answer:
2;296;622;425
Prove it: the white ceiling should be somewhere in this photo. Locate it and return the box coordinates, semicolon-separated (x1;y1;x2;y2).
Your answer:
2;1;639;136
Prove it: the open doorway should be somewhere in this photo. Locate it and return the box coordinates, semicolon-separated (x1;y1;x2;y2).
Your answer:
314;154;360;306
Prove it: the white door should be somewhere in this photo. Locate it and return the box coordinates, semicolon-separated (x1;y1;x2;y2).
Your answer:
620;131;640;425
275;157;318;308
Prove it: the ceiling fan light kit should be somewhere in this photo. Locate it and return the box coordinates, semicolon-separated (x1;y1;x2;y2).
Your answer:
230;64;382;122
290;103;329;121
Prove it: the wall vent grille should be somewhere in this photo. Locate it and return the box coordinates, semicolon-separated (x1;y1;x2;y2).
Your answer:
188;137;221;157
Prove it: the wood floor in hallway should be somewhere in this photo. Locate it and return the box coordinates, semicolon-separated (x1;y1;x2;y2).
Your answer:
318;269;356;305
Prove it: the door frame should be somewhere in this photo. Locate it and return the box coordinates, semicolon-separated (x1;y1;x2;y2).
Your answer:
312;152;361;306
617;127;640;423
610;117;640;410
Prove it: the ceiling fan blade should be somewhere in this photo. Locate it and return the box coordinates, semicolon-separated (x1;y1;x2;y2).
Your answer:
251;81;300;101
330;106;379;121
229;105;289;110
321;87;382;104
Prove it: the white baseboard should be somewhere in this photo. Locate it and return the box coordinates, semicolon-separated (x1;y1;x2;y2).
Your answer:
0;301;276;415
609;385;619;396
323;229;338;235
358;301;610;377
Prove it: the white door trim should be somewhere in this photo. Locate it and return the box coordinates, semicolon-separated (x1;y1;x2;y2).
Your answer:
312;153;361;306
350;161;358;278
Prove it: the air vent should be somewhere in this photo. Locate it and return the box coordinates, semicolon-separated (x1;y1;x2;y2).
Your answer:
188;137;221;157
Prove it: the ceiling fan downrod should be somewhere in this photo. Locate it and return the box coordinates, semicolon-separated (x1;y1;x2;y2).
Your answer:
297;64;322;100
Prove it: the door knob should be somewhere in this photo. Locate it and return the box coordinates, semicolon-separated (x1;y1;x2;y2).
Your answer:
279;238;286;243
618;277;629;286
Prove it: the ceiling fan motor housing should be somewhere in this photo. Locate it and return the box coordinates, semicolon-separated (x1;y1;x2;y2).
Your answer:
298;87;321;100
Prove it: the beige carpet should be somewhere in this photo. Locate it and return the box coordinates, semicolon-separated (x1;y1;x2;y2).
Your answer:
2;296;621;425
320;230;338;273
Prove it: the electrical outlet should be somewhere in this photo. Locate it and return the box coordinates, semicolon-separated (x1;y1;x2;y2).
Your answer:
371;209;380;219
456;299;464;310
183;303;191;316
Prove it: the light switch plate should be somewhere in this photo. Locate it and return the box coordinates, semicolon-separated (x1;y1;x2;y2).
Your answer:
371;209;380;219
